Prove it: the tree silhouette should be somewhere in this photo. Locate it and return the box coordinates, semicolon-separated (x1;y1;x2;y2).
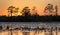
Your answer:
13;8;19;16
31;6;38;16
44;4;54;16
8;6;15;16
55;5;58;16
22;6;30;16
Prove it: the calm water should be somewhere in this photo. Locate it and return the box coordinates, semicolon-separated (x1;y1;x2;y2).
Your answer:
0;22;60;35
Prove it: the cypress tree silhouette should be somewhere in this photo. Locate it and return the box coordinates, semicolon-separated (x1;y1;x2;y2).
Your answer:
22;6;30;16
13;8;19;16
44;4;54;16
31;6;38;16
8;6;15;16
55;5;58;16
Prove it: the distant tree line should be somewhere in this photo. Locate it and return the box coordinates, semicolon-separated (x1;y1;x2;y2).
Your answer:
7;6;39;17
7;4;58;17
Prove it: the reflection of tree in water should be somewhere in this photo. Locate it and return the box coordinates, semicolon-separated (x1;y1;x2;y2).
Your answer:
55;27;58;35
0;25;59;35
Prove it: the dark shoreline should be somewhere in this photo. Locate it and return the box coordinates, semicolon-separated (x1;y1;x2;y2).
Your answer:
0;16;60;22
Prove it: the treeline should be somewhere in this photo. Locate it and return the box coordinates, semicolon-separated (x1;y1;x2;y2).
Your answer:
7;4;58;16
0;4;59;22
8;6;39;16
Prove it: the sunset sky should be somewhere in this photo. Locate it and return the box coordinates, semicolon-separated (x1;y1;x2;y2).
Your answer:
0;0;60;16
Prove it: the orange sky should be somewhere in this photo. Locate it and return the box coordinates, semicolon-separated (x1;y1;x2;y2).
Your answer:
0;0;60;16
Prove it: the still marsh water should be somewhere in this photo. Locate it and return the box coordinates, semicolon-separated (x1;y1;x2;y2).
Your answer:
0;22;60;35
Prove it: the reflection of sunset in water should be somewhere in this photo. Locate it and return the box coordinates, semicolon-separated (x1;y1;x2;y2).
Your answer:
0;30;60;35
0;22;60;35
